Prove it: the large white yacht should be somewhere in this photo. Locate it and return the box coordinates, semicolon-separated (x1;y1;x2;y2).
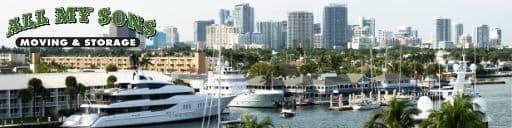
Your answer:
200;59;283;108
422;55;490;124
61;71;234;127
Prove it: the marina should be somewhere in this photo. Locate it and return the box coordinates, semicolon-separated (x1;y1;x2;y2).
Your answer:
119;77;511;128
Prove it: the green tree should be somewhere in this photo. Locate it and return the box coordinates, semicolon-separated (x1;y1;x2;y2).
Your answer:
299;61;316;75
248;62;274;87
241;115;274;128
139;57;153;69
248;62;272;78
420;94;486;128
365;99;420;128
425;63;441;76
106;75;117;88
35;63;52;73
65;76;79;109
105;64;118;72
23;78;50;117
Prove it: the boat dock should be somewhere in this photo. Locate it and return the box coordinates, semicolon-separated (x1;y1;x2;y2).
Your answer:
329;92;353;111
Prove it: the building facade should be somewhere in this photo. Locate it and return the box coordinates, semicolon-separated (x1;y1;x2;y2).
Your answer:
235;33;263;47
348;36;377;49
473;24;490;48
323;4;347;49
453;22;463;45
287;11;314;49
219;9;232;25
194;20;215;49
206;24;239;49
151;31;167;49
435;18;452;45
256;21;286;50
490;27;502;47
232;3;254;34
109;23;136;37
360;17;375;36
313;33;323;48
0;53;25;66
0;71;172;119
460;34;473;48
164;26;180;48
40;52;207;74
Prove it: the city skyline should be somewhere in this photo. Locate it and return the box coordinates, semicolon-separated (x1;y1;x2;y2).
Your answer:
0;0;509;47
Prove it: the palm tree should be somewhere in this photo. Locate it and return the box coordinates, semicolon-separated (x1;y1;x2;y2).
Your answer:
24;78;49;117
139;57;153;69
420;94;485;128
365;99;420;128
65;76;78;109
241;115;274;128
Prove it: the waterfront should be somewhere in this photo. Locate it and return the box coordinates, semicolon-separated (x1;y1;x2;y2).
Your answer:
131;78;512;128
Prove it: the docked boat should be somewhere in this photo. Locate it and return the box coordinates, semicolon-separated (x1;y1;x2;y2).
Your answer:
61;71;235;128
280;108;295;118
421;54;491;125
352;95;381;110
200;57;284;108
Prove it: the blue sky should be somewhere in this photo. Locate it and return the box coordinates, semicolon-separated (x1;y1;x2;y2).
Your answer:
0;0;509;47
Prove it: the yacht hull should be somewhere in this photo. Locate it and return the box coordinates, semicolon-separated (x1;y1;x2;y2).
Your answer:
352;103;380;110
63;96;235;128
228;90;284;108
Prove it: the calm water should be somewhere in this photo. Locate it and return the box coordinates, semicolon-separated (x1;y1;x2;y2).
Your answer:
135;78;512;128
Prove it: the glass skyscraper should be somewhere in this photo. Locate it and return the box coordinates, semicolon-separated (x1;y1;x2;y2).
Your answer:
287;11;314;49
473;24;490;48
219;9;232;25
454;22;463;45
257;21;286;50
233;3;254;34
194;20;215;48
435;17;451;42
323;4;348;49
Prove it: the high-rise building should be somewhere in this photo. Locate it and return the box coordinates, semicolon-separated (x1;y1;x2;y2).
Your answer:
348;36;377;49
351;25;369;38
314;33;323;48
313;23;321;34
472;24;490;48
206;24;239;49
453;22;463;45
490;27;502;47
287;11;314;49
233;3;254;33
194;20;215;49
219;9;231;25
152;31;167;49
109;23;136;37
235;33;263;48
435;18;451;43
256;21;286;49
135;33;147;49
345;25;355;43
360;17;375;36
164;26;179;48
323;4;348;49
377;30;394;48
460;34;473;48
397;26;417;38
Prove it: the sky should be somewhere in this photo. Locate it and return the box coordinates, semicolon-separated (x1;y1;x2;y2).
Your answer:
0;0;509;47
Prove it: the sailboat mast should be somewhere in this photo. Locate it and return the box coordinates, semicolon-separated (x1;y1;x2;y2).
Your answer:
398;44;402;92
217;46;222;128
